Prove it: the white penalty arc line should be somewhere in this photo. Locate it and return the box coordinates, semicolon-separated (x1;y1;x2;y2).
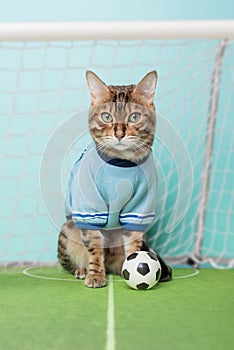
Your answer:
22;266;82;282
22;266;199;282
173;268;199;279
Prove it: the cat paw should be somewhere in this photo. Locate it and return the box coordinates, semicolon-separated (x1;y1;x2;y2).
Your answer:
74;268;86;279
85;274;107;288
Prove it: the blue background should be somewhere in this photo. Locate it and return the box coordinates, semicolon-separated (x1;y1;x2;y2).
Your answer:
0;0;233;21
0;0;233;266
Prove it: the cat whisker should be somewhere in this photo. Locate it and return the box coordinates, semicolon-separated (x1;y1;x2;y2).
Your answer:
95;143;108;155
135;142;151;158
100;136;112;141
126;136;137;141
136;139;150;148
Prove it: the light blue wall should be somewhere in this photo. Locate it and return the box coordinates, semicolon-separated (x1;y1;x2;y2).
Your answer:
0;0;233;22
0;1;233;265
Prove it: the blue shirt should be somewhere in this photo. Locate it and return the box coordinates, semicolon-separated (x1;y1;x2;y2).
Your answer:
65;143;157;232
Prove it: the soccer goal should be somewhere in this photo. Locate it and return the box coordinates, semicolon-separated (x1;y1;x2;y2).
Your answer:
0;21;233;268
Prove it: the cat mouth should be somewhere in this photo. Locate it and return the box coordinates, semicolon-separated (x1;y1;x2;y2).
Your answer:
100;137;134;152
115;141;130;149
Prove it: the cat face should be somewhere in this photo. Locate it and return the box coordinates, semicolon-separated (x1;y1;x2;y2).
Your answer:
86;71;157;162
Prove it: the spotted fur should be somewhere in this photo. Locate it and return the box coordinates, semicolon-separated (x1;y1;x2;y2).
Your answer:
57;71;172;288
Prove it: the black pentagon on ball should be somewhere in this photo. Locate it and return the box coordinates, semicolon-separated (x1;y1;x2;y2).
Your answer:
156;268;161;281
122;269;130;280
127;252;138;261
137;262;150;276
136;282;149;290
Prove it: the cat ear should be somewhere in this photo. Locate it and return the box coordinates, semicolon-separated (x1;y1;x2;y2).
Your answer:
133;71;158;106
86;71;111;104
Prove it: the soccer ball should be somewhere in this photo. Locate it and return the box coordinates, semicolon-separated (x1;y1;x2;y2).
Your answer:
121;251;161;290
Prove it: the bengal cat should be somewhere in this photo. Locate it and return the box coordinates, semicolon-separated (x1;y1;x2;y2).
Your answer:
57;70;172;288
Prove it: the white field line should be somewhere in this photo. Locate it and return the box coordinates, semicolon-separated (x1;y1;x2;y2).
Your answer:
173;269;199;279
106;274;115;350
22;266;199;282
22;266;81;282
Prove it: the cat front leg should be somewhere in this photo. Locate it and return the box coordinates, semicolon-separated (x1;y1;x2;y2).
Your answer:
81;229;106;288
122;230;145;257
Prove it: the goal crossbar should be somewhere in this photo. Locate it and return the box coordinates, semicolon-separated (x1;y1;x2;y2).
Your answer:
0;21;234;41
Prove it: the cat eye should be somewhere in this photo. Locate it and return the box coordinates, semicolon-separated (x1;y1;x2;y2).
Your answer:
128;112;141;123
101;112;113;123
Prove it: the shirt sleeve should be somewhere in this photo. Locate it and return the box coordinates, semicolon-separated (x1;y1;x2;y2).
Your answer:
65;158;108;230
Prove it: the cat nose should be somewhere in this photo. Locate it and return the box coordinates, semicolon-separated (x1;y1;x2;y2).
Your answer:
116;130;124;140
114;124;125;140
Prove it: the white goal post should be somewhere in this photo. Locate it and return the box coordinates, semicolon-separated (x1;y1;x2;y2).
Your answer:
0;21;234;41
0;21;233;268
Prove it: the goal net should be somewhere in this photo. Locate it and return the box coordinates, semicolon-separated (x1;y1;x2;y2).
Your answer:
0;22;233;268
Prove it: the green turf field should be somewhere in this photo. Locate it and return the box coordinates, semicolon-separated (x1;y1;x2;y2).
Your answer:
0;266;233;350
